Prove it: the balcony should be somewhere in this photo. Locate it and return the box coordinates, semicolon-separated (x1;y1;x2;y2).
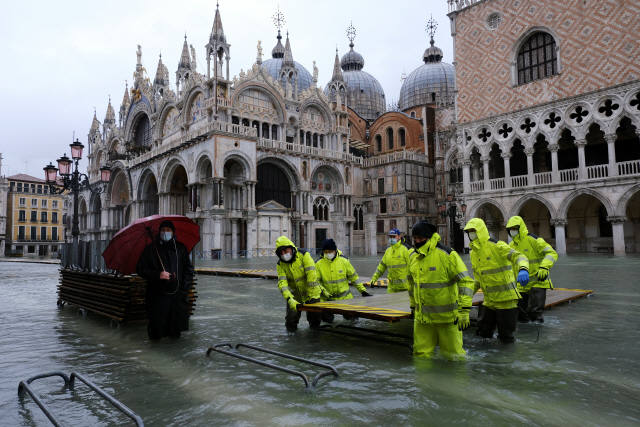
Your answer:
257;138;363;164
203;96;232;111
362;150;428;167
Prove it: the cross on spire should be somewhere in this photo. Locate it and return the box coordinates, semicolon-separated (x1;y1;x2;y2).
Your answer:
347;21;356;45
272;6;285;31
426;14;437;40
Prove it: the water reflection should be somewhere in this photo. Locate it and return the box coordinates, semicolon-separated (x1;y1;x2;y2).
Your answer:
0;254;639;426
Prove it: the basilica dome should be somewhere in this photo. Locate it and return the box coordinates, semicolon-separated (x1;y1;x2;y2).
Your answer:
261;31;313;92
398;36;455;111
324;41;385;121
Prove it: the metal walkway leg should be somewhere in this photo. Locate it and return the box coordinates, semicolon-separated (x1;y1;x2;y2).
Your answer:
206;342;339;388
18;371;144;426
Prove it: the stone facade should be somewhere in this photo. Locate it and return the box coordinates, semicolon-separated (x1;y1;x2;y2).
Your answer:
443;0;640;254
70;7;443;256
0;154;7;255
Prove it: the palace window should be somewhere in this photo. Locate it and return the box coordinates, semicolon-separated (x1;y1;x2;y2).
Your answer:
380;198;387;214
313;197;330;221
376;135;382;152
517;32;558;85
353;205;364;231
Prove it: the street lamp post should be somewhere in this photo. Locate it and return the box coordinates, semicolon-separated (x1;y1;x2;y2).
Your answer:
44;139;111;268
438;193;466;248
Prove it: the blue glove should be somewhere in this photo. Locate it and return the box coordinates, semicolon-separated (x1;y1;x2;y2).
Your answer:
517;269;529;287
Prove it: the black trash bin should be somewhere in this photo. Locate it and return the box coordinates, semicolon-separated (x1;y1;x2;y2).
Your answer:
211;249;222;260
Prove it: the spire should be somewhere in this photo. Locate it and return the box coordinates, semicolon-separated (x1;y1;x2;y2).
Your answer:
179;34;191;69
122;81;130;106
341;22;365;71
90;109;100;133
154;53;165;85
104;96;116;125
332;48;344;82
283;31;294;67
210;1;225;43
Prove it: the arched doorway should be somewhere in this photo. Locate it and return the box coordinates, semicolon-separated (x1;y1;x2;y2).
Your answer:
140;173;159;217
624;190;640;252
475;202;507;241
256;163;291;208
110;171;130;233
168;165;189;215
566;193;613;252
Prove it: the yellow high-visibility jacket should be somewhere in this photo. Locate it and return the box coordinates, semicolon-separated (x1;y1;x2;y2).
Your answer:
507;216;558;293
371;238;414;293
408;233;475;324
316;250;366;301
275;236;320;303
464;218;528;309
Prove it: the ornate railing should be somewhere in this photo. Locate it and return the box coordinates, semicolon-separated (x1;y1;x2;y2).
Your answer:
587;164;609;179
560;168;578;182
511;175;528;188
489;178;505;190
534;171;552;185
470;181;484;192
618;160;640;176
362;150;428;167
257;138;363;164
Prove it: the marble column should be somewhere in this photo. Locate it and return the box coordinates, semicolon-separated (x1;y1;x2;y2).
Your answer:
549;144;560;183
364;213;378;255
551;219;567;254
502;153;512;189
608;216;627;254
462;161;471;194
525;148;535;186
482;156;490;190
605;134;617;176
575;139;587;181
231;219;238;258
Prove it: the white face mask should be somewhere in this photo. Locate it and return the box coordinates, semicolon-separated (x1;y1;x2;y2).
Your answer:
160;231;173;242
389;238;398;245
282;253;293;262
325;252;336;260
468;231;478;241
509;229;519;238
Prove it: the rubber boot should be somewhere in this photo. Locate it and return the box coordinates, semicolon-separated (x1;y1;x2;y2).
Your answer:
496;307;519;343
475;304;497;338
517;293;530;323
527;288;546;323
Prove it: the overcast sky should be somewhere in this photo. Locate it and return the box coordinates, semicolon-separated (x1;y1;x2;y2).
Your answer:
0;0;452;178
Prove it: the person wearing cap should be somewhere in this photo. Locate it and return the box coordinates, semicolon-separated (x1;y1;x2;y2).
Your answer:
136;220;195;340
506;215;558;323
463;218;529;343
369;228;414;293
275;236;322;331
316;238;371;322
408;220;475;359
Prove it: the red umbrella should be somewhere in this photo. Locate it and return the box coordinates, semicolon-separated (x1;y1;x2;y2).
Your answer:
102;215;200;275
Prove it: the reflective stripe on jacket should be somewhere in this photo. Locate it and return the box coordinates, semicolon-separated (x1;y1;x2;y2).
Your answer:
408;233;475;324
506;216;558;292
464;218;527;305
316;250;365;301
371;238;414;293
275;236;320;303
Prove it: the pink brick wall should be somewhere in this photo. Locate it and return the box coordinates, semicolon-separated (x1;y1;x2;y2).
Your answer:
453;0;640;124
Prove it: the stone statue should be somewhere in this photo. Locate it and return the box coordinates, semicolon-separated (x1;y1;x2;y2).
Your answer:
257;40;263;58
136;45;142;65
313;61;318;83
190;44;197;67
285;78;292;99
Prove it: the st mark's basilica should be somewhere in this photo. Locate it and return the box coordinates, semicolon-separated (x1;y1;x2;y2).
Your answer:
72;0;640;256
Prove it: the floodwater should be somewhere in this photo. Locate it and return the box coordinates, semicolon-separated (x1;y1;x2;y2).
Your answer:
1;254;639;426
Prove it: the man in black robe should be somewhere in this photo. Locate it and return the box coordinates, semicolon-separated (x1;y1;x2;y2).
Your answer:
136;220;194;340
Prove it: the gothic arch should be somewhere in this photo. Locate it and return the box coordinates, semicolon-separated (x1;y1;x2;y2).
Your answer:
156;101;181;140
107;168;132;205
558;188;615;219
468;198;509;223
615;184;640;216
136;168;157;200
231;82;286;122
160;156;189;193
195;152;214;182
464;142;482;159
217;150;254;181
182;88;206;126
124;103;153;142
611;114;640;135
257;156;301;191
300;99;332;130
310;163;344;188
510;194;557;220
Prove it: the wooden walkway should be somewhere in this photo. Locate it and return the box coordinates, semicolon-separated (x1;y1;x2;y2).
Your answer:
299;288;593;323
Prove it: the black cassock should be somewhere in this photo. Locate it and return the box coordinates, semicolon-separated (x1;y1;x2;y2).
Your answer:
136;236;194;338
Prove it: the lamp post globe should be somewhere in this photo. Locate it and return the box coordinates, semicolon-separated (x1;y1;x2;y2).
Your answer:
56;154;72;176
44;163;58;183
100;165;112;183
70;139;84;160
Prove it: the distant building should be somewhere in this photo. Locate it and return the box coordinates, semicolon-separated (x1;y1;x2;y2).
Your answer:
6;174;66;256
0;154;7;255
442;0;640;254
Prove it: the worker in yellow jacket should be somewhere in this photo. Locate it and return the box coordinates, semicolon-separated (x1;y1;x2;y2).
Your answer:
369;228;414;293
464;218;529;343
408;221;474;359
316;238;371;322
275;236;321;331
506;216;558;323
